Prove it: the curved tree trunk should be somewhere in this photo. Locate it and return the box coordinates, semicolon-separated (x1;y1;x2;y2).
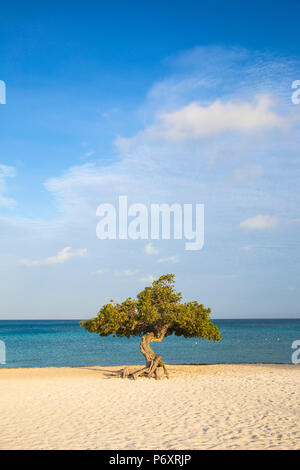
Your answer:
122;325;170;380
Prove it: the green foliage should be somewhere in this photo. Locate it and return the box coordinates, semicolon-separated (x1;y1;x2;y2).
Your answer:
81;274;221;342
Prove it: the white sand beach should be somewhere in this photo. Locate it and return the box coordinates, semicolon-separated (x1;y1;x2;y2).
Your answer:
0;364;299;450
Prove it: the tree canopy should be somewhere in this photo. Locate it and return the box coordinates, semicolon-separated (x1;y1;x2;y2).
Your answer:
81;274;221;342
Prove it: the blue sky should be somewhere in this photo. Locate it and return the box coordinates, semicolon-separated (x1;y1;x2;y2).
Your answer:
0;1;300;319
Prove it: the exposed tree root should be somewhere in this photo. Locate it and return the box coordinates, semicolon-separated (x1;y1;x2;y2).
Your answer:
121;357;169;380
121;327;170;380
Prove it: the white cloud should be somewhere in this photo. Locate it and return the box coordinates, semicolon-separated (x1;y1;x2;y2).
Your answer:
157;255;179;264
140;274;155;283
115;269;139;276
156;96;285;141
0;164;16;208
94;268;108;275
0;164;16;178
20;247;87;267
240;215;279;231
144;243;160;255
0;196;15;208
119;95;286;147
84;150;95;158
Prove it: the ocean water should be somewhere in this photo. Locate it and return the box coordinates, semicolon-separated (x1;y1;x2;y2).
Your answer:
0;319;299;368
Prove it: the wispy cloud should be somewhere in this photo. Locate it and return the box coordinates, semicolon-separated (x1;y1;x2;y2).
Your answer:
157;255;179;264
240;215;279;231
2;45;300;319
144;243;160;255
84;150;95;158
94;268;108;275
115;269;139;276
0;164;16;208
140;274;155;283
20;247;87;267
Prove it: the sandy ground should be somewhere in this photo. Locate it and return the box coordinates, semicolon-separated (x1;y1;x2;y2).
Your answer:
0;364;299;450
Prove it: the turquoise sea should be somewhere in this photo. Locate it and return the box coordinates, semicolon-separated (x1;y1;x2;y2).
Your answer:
0;319;299;368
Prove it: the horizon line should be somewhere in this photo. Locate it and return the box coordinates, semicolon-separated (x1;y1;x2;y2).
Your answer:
0;317;299;321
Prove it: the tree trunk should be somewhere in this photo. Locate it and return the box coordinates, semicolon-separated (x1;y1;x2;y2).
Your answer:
122;325;170;380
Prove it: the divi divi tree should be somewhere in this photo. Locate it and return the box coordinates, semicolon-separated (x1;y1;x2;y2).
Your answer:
81;274;221;380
